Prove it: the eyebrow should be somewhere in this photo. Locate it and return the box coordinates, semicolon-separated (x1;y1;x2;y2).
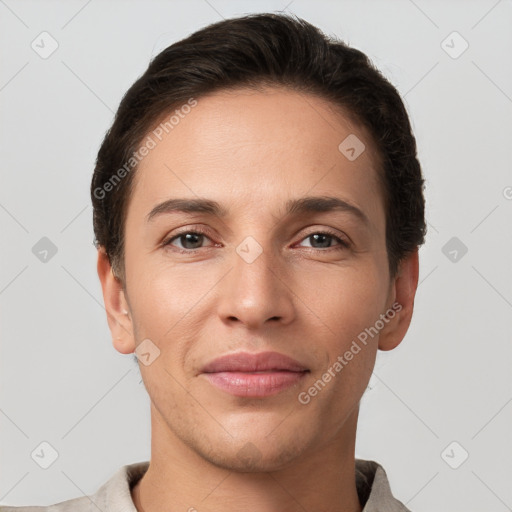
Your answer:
146;195;369;226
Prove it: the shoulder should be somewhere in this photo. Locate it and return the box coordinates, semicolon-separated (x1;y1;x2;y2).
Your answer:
0;461;149;512
0;494;93;512
355;458;411;512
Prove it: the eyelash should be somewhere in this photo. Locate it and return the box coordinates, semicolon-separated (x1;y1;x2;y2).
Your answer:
162;227;351;254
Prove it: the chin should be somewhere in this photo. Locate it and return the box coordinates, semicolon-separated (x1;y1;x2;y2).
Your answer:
197;432;309;473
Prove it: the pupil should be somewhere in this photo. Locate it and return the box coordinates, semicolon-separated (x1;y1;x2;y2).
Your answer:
312;234;330;248
183;233;202;249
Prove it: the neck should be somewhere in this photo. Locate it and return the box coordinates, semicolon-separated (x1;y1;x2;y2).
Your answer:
132;405;362;512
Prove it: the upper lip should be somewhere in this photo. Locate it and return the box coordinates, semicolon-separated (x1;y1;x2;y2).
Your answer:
201;351;309;373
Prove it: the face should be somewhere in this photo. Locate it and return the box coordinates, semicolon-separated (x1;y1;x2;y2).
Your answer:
100;86;416;472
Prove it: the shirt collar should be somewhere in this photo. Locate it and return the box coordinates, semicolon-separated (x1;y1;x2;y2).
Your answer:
94;459;410;512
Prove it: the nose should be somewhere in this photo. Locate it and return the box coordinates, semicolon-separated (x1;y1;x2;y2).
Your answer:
216;240;296;330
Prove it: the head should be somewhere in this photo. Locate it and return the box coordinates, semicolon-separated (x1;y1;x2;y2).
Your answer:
93;13;426;471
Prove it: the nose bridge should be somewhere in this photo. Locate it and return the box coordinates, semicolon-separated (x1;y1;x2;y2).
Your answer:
217;233;295;328
236;236;277;296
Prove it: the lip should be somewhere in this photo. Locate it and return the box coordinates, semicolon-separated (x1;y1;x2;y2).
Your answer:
201;351;309;398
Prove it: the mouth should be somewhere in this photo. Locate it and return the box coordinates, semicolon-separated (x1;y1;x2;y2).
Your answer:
200;351;309;398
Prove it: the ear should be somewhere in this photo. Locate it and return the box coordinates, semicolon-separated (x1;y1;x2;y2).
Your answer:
96;246;136;355
378;249;420;351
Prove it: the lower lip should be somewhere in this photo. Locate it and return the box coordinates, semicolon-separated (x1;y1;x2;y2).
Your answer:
203;371;308;398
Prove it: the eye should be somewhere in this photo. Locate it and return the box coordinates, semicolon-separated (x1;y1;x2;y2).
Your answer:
162;227;351;253
162;229;214;252
297;230;350;250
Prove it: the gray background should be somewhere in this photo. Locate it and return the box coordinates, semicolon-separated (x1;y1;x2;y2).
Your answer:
1;0;511;510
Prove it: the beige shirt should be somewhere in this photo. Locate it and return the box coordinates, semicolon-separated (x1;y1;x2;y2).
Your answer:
0;459;411;512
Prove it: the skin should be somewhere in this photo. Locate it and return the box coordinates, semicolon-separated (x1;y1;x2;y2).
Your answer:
97;86;419;512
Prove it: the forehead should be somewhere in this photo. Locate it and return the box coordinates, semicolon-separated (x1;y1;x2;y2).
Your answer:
128;86;384;228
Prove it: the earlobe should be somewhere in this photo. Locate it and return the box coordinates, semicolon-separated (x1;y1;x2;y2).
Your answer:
113;335;136;354
378;250;420;351
96;247;136;355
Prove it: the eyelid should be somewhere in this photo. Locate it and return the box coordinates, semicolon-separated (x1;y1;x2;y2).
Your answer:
295;226;351;248
162;225;216;249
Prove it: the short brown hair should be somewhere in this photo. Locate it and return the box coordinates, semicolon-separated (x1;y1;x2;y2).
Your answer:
91;12;426;284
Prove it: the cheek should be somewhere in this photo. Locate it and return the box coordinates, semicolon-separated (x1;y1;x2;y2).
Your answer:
129;263;213;339
296;266;383;409
130;267;206;394
127;263;224;389
296;261;388;351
